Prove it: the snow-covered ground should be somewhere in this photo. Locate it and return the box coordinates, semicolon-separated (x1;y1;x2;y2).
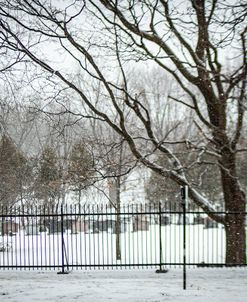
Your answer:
0;268;246;301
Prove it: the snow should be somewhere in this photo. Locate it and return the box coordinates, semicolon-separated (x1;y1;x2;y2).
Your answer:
0;268;246;301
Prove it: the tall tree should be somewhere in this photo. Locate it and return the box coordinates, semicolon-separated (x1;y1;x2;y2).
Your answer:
34;146;60;206
0;0;246;264
0;134;29;207
68;140;95;202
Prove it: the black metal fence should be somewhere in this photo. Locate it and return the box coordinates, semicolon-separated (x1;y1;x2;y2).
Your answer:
0;203;246;271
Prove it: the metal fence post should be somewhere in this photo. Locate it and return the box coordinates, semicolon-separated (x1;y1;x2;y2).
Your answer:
159;201;162;271
156;202;168;273
57;206;68;274
181;185;188;290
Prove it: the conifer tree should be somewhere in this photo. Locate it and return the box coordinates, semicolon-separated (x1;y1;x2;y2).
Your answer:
35;146;60;206
0;135;29;207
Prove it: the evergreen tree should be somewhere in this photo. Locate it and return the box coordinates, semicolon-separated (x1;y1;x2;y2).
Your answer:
68;141;95;202
0;135;29;207
34;146;60;206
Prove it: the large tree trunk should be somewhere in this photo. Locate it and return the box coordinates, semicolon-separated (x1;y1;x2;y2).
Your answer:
224;193;246;264
221;151;246;264
225;214;246;264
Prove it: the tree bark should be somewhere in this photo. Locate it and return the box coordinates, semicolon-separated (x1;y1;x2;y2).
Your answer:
220;151;246;264
225;214;246;264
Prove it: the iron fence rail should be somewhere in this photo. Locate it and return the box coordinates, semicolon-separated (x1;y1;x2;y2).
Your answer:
0;204;246;271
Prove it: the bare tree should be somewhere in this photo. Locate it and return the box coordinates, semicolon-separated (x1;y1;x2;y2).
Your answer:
0;0;246;264
86;119;138;260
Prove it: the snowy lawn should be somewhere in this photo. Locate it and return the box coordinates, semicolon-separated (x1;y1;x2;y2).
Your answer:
0;268;246;302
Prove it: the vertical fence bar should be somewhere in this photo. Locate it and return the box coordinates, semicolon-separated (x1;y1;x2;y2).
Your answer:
1;206;3;269
97;204;100;268
141;203;144;268
92;205;95;268
145;204;148;268
131;204;134;267
105;204;108;269
181;186;188;290
61;206;65;273
84;204;87;269
47;207;51;270
57;206;68;274
183;195;186;289
44;206;47;270
127;204;131;268
35;206;38;269
136;204;139;268
111;205;113;268
79;204;82;270
38;206;41;269
70;204;73;269
149;203;152;267
51;207;55;270
88;205;91;269
159;202;162;271
156;202;168;273
22;205;26;270
75;205;79;270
